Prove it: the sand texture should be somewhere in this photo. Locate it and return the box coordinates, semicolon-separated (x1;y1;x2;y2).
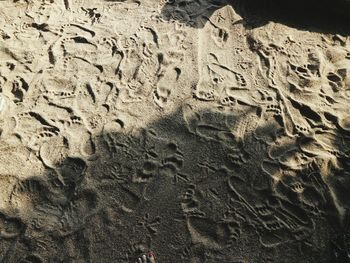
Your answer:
1;0;350;262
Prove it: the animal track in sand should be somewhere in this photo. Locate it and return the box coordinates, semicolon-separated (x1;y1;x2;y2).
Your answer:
1;0;350;262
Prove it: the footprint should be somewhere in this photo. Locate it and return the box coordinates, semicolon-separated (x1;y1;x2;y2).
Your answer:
208;62;247;89
211;26;229;47
219;95;236;107
81;7;102;25
153;64;181;108
11;76;29;103
0;211;25;239
265;104;281;115
181;185;202;216
228;149;249;167
59;188;98;235
39;137;70;168
187;217;232;249
136;213;161;236
58;157;87;192
194;88;216;101
153;87;170;108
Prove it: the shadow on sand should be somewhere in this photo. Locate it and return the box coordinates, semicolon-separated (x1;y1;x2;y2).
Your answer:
161;0;350;35
1;103;350;262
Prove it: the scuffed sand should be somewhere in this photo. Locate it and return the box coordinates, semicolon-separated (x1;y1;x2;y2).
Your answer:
1;0;350;262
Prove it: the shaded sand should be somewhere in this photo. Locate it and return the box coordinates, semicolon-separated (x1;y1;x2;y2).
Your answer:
1;0;350;262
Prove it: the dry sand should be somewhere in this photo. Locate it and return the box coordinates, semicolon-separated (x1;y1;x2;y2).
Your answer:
0;0;350;262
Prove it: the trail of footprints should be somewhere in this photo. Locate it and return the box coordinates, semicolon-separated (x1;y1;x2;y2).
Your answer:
0;0;350;262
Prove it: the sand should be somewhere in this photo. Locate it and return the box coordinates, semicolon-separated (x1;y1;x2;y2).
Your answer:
0;0;350;262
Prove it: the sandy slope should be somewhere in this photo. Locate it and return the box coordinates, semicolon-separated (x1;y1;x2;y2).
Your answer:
0;0;350;262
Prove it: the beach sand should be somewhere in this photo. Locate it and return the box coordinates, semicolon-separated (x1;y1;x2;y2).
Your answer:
0;0;350;262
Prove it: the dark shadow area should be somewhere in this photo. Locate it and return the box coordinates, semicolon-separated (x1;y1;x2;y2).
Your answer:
0;103;350;262
161;0;350;35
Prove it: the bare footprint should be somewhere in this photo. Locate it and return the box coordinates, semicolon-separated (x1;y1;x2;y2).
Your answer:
135;252;156;263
